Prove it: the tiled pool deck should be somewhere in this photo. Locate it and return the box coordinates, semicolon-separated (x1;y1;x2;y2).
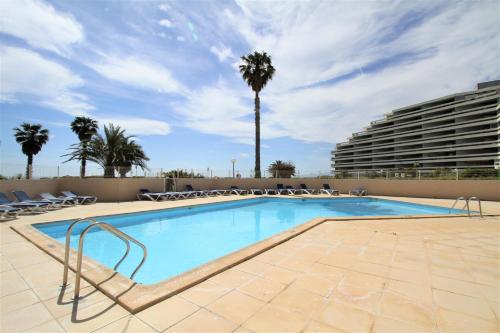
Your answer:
0;195;498;332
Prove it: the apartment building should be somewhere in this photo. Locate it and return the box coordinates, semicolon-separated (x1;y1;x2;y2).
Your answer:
332;81;500;172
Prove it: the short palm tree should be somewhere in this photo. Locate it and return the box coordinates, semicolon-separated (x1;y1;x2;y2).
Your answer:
69;117;98;178
268;160;295;178
13;123;50;179
116;138;149;177
239;51;275;178
87;124;149;178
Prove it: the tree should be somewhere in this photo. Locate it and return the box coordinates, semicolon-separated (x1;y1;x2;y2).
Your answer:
86;124;149;178
162;169;205;178
239;51;275;178
69;117;98;178
268;160;296;178
116;137;149;177
13;123;50;179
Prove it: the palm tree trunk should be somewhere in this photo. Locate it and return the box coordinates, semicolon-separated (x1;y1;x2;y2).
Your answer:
104;165;114;178
81;141;87;178
26;154;33;179
254;91;261;178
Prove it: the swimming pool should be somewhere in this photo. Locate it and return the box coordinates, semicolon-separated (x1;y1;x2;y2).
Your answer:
35;197;462;284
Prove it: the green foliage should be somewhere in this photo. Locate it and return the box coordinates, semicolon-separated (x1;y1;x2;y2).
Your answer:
460;168;499;179
13;123;50;179
268;160;296;178
162;169;205;178
84;124;149;178
67;117;99;178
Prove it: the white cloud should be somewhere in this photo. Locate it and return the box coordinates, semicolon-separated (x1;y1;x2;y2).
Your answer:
0;46;92;115
210;45;235;62
98;117;171;136
0;0;84;56
215;0;499;144
158;3;169;12
238;152;250;158
177;36;185;42
89;55;185;94
158;19;173;28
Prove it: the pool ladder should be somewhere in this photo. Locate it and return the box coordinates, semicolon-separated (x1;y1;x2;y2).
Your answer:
449;196;483;217
61;218;147;299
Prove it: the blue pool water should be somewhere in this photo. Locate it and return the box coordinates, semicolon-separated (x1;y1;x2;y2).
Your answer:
35;197;462;284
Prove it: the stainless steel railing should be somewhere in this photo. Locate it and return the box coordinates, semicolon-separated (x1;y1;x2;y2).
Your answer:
468;197;483;217
61;218;147;299
449;196;483;217
449;196;469;215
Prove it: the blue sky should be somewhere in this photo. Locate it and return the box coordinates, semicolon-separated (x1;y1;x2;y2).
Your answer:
1;0;499;177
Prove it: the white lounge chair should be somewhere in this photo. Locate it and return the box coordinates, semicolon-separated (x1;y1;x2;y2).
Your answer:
299;184;315;194
349;187;367;196
319;184;340;195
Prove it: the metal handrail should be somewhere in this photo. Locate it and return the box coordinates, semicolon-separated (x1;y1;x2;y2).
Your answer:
468;197;483;217
73;222;147;298
449;196;469;215
61;218;130;287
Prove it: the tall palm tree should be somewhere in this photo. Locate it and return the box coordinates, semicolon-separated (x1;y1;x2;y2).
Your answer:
13;123;50;179
70;117;98;178
86;124;149;178
239;51;275;178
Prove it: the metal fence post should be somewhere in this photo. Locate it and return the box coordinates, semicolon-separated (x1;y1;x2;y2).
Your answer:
455;168;459;180
357;171;360;180
418;170;421;180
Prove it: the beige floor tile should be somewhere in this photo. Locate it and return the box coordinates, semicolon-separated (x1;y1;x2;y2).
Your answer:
332;281;383;314
276;257;313;272
379;291;435;330
24;319;66;333
386;279;433;305
93;315;156;333
0;289;39;314
165;309;237;333
232;326;254;333
57;299;129;333
302;319;346;333
436;307;498;333
432;289;495;321
306;262;347;278
207;290;265;325
0;255;13;272
136;296;199;331
351;261;390;277
238;276;286;302
179;280;231;307
234;260;273;276
43;287;110;319
292;273;340;297
0;269;29;297
314;300;374;333
389;266;431;286
208;268;255;289
1;302;54;332
372;316;436;333
342;271;387;292
0;242;53;269
261;265;301;285
430;264;475;282
431;274;486;298
243;303;308;333
271;285;328;318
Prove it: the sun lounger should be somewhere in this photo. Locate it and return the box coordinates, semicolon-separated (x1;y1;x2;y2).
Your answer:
137;189;168;201
185;185;208;197
276;184;288;195
40;192;76;206
0;205;22;219
250;189;263;195
264;188;278;195
349;187;367;196
285;185;298;195
208;189;230;196
319;184;340;195
61;191;97;204
12;190;60;209
0;192;49;211
299;184;315;195
230;186;248;195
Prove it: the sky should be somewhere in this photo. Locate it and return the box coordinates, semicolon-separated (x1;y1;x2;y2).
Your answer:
0;0;499;177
